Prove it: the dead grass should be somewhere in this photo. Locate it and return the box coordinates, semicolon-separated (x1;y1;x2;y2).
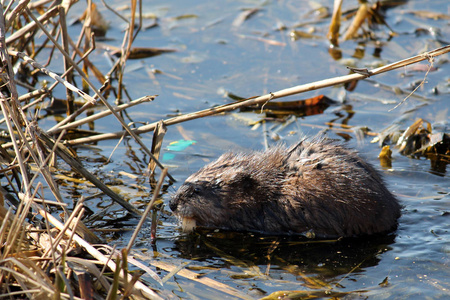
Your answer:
0;0;448;299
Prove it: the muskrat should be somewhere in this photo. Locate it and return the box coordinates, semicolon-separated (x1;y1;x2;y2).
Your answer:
169;138;401;238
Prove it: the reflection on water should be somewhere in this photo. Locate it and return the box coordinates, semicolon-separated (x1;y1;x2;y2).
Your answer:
175;231;397;277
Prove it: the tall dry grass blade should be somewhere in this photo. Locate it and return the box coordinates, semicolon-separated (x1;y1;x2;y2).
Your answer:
22;7;173;181
121;249;129;287
2;182;38;258
150;260;252;300
1;257;57;294
0;207;13;251
106;256;122;300
0;289;42;298
39;199;86;261
0;8;20;116
65;207;85;254
39;196;61;270
59;6;75;115
28;126;101;244
116;0;138;101
126;168;168;252
57;265;75;300
32;204;163;299
0;10;33;207
37;130;143;217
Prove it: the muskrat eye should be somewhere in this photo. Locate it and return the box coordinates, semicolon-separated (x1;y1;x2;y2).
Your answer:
193;187;202;194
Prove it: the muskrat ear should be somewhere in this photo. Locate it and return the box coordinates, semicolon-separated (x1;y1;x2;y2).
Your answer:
230;173;255;190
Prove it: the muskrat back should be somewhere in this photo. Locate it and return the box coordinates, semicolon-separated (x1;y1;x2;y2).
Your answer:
169;138;401;238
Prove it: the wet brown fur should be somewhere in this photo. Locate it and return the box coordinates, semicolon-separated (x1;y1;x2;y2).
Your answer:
169;138;401;238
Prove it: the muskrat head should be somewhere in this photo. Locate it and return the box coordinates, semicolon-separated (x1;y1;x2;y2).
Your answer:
169;172;258;232
169;178;224;232
169;151;283;233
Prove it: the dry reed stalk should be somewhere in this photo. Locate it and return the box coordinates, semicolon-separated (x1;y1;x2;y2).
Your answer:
37;130;143;217
327;0;343;46
67;32;106;84
21;6;173;180
21;124;100;244
0;257;72;299
9;49;97;104
59;6;75;115
5;5;59;44
17;193;67;206
67;45;450;146
116;0;141;101
126;168;168;253
39;208;164;299
38;199;86;261
2;192;161;298
0;3;166;298
48;95;156;134
5;22;166;221
149;260;253;300
0;192;78;298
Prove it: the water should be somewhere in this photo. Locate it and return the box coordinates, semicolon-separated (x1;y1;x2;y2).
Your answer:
27;0;450;298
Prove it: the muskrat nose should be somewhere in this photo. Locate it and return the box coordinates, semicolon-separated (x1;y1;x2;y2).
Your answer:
169;198;178;212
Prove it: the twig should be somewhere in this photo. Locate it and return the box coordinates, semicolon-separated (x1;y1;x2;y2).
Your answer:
388;54;435;111
100;0;128;23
